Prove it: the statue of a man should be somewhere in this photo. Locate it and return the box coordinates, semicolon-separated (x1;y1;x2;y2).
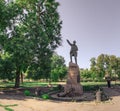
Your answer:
67;39;78;64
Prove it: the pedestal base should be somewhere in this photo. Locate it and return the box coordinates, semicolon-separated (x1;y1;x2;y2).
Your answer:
64;62;83;96
64;84;83;96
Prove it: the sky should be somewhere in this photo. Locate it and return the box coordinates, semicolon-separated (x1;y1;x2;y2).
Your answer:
55;0;120;69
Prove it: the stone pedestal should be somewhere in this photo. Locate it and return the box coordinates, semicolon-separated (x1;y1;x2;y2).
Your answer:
64;62;83;96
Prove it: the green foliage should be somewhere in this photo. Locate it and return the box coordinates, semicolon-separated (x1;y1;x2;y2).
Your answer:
0;81;49;88
0;0;22;32
83;85;98;91
23;0;62;81
0;0;62;87
0;53;15;80
89;54;120;81
81;69;98;82
81;69;91;79
0;104;17;111
82;82;107;91
41;94;50;99
4;107;14;111
24;90;30;96
50;53;67;82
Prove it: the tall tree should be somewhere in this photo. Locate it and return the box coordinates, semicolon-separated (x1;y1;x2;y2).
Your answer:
96;54;105;80
50;53;67;82
89;57;97;81
24;0;62;81
89;54;120;81
0;52;15;81
90;57;96;72
0;0;62;87
116;57;120;79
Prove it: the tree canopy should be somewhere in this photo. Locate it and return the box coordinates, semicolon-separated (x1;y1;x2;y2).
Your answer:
81;54;120;82
0;0;62;87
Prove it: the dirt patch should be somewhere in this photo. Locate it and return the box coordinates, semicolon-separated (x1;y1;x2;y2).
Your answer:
0;86;120;111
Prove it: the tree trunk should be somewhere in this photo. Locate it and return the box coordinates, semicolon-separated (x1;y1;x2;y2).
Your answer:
21;73;23;84
15;70;20;88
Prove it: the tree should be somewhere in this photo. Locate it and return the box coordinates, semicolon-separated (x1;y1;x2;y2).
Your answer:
90;57;97;73
89;54;120;81
50;53;67;82
0;0;62;87
116;57;120;79
95;54;105;80
0;0;22;31
109;55;118;75
25;0;62;82
0;52;15;81
0;0;23;43
0;0;24;86
81;69;91;80
5;26;33;87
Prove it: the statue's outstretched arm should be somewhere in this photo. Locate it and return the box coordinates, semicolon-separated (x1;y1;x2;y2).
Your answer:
66;39;72;46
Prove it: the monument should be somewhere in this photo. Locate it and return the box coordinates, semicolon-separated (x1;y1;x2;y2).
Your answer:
66;39;78;64
64;39;83;96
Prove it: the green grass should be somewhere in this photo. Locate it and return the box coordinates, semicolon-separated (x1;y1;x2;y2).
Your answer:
0;81;49;88
0;81;120;91
0;81;59;91
0;104;18;111
81;82;105;91
81;81;120;91
21;82;49;87
81;81;106;86
82;81;120;86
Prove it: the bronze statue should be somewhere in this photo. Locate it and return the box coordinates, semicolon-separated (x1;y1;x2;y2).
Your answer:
66;39;78;64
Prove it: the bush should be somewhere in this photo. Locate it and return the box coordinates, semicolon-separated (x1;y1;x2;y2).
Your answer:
41;94;49;99
24;90;30;96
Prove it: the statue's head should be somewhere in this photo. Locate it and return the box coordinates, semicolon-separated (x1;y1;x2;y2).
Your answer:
73;40;76;44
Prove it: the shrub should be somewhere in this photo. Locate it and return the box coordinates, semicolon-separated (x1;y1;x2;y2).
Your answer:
41;94;49;99
24;90;30;96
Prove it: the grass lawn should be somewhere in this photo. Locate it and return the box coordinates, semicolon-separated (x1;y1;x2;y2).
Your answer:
0;81;60;89
0;80;120;91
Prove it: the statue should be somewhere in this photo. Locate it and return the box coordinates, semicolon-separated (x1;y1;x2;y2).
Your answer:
66;39;78;64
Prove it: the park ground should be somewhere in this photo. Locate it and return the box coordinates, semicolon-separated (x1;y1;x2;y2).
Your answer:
0;82;120;111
